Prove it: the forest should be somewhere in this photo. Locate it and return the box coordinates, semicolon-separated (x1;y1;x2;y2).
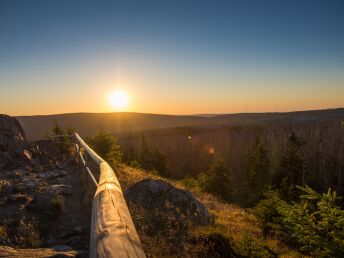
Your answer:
115;122;344;256
117;122;344;205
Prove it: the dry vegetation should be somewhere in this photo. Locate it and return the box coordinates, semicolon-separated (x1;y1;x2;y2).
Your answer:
116;165;306;257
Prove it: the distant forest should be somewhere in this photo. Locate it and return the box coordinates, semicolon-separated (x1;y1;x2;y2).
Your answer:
117;122;344;206
17;108;344;206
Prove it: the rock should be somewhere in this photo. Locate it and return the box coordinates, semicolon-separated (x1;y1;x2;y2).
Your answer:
26;193;53;211
23;149;41;169
52;245;73;252
58;227;86;240
0;115;27;153
0;196;8;205
125;179;212;226
17;178;37;194
0;152;14;169
0;115;28;169
49;170;68;179
6;194;31;204
0;180;13;195
51;184;73;196
6;169;28;179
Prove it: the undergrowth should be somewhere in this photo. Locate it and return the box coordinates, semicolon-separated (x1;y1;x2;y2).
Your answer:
117;164;305;257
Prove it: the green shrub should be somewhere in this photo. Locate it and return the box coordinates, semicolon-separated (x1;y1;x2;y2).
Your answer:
129;160;141;168
180;176;200;189
236;231;277;258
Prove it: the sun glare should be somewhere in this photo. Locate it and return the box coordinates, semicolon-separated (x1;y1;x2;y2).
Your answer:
108;90;130;110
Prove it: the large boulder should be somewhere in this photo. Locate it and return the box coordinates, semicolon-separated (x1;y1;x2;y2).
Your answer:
0;115;44;170
0;114;27;154
0;115;28;169
125;179;212;226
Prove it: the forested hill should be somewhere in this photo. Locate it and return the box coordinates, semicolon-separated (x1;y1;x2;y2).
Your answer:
16;108;344;140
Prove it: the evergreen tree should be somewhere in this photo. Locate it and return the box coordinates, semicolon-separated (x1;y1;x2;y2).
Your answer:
140;134;154;169
204;157;233;202
52;119;64;136
86;128;122;166
123;145;137;164
277;132;304;200
278;186;344;257
244;138;270;206
51;120;69;154
254;185;344;257
139;134;168;176
152;149;168;177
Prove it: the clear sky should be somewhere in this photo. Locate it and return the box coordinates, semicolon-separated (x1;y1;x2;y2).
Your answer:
1;0;343;115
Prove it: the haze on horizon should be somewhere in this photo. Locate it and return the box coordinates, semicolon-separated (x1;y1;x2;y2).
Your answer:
1;0;343;116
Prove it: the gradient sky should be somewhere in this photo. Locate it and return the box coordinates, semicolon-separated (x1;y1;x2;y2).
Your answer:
1;0;343;115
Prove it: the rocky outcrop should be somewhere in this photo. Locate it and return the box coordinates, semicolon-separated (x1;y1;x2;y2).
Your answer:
125;179;212;226
0;115;28;169
0;115;49;171
0;114;27;152
0;115;90;256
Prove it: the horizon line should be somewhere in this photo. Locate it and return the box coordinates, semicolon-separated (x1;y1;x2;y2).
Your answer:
9;106;344;117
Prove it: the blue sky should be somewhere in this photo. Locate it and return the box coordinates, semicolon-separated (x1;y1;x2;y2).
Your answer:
1;0;343;115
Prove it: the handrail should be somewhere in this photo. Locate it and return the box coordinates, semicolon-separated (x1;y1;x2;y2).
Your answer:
73;133;145;258
74;133;104;165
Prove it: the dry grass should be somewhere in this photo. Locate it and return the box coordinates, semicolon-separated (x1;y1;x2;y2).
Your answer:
14;218;41;248
116;164;306;257
0;224;10;245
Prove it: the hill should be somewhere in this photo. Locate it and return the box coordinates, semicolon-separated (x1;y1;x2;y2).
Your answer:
16;108;344;140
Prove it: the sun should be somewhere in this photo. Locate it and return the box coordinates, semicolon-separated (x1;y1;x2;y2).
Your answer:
108;90;130;110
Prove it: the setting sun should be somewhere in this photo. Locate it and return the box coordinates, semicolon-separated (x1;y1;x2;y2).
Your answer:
108;90;130;110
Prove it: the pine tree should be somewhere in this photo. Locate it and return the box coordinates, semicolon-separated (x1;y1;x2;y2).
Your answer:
204;157;233;202
51;120;69;154
139;134;168;176
244;138;270;206
278;186;344;257
140;134;153;169
86;128;122;166
277;132;304;201
152;149;168;176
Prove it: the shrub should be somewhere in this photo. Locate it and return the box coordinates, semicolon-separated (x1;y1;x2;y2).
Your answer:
180;176;200;189
236;231;277;258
